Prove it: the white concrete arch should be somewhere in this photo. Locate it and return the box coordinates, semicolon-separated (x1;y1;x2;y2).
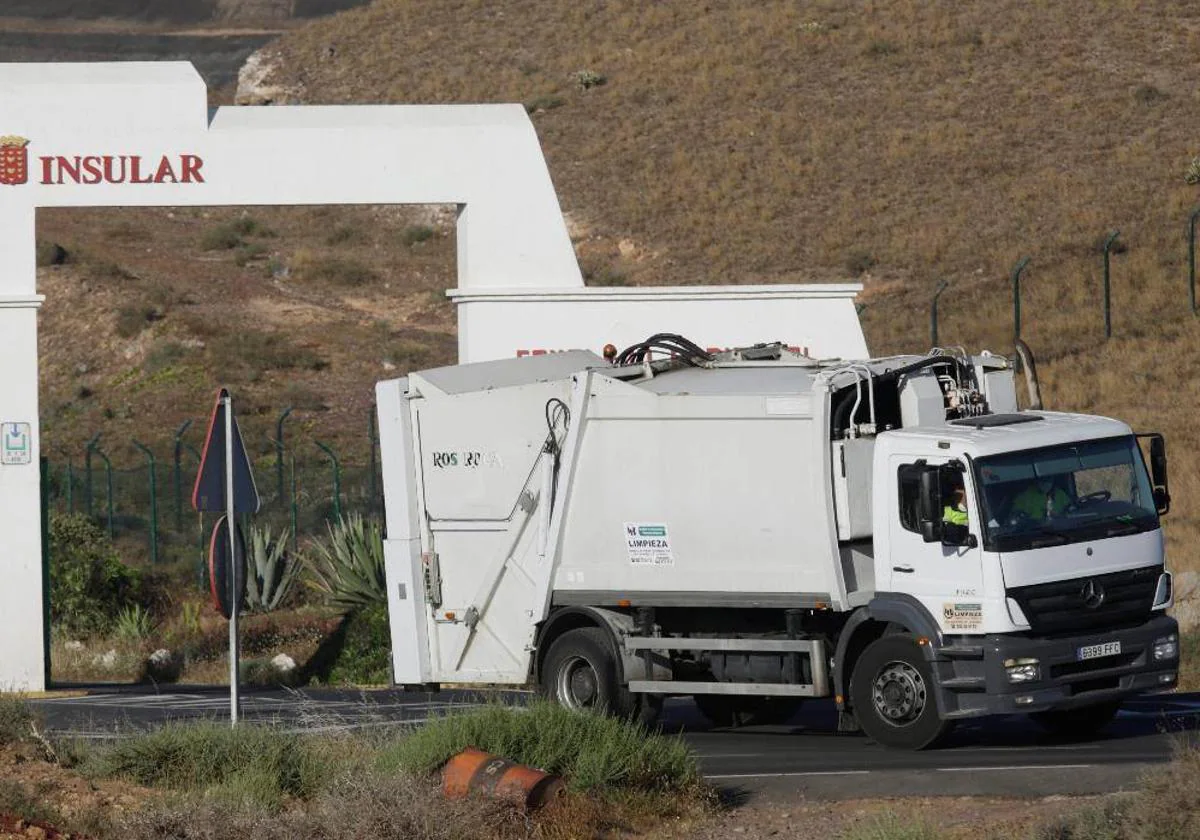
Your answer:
0;61;584;691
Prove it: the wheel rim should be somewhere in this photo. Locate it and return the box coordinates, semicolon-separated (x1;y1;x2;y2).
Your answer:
555;655;599;709
871;659;927;726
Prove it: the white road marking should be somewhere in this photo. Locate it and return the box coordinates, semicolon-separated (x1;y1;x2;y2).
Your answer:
936;764;1093;772
705;770;871;780
694;753;777;759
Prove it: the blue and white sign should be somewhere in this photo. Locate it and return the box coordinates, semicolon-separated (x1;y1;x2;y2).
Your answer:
2;422;31;465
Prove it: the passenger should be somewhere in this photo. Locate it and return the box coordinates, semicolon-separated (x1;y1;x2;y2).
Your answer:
943;486;969;526
1011;477;1070;522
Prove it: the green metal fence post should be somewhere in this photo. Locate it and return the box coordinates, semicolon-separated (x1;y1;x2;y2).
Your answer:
1010;256;1031;341
369;405;380;515
93;443;114;539
930;280;949;347
1102;230;1121;339
84;432;101;519
275;406;294;508
183;442;205;579
315;440;342;523
40;457;51;686
132;440;159;565
290;454;298;553
1189;208;1200;315
65;460;74;513
173;419;193;533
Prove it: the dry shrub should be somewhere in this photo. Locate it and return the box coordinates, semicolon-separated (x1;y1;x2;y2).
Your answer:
116;773;525;840
1119;747;1200;840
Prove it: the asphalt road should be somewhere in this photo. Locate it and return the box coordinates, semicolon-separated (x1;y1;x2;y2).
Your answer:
31;687;1200;800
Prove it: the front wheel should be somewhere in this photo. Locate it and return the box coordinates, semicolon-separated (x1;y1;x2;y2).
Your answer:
1031;701;1120;738
540;627;660;727
849;635;953;750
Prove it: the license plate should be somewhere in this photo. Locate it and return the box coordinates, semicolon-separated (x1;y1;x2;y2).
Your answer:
1077;641;1121;661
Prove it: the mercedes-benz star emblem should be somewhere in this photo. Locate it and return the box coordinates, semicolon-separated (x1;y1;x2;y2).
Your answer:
1081;579;1106;609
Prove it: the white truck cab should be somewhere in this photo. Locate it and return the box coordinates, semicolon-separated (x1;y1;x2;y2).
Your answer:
376;338;1178;749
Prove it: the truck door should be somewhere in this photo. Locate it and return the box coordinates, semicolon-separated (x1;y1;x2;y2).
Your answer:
888;458;985;628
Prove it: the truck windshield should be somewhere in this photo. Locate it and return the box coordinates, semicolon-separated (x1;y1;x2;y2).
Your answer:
974;435;1159;552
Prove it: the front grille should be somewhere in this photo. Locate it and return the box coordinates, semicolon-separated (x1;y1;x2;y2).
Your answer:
1008;566;1160;637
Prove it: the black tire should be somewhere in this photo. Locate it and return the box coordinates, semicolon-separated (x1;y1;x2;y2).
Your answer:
540;627;661;727
849;634;953;750
1031;701;1121;738
693;695;802;727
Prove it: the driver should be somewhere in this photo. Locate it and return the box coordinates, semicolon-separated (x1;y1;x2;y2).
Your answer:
1011;476;1070;522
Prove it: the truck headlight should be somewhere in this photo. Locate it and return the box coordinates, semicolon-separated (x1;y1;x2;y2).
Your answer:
1152;573;1173;610
1004;657;1041;683
1153;634;1179;661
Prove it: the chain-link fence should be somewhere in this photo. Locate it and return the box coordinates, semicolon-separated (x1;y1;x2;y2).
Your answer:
44;408;383;587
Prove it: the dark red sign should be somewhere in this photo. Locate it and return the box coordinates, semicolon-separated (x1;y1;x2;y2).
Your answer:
0;136;29;186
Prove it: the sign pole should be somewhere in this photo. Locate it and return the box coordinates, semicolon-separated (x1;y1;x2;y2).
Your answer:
224;393;240;725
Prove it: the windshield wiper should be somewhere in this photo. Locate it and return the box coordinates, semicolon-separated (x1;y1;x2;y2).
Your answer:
1103;520;1145;538
1020;528;1071;547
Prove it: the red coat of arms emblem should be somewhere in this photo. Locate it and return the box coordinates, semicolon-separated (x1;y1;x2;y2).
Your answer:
0;136;30;185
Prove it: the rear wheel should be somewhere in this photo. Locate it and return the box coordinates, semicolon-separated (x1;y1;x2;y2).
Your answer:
540;627;660;727
1031;701;1121;738
849;635;953;750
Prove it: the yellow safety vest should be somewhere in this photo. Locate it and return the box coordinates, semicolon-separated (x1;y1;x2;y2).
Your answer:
943;505;968;526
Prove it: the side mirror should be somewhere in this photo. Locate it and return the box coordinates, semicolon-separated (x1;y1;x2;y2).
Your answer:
1138;433;1170;515
942;523;978;548
917;467;941;543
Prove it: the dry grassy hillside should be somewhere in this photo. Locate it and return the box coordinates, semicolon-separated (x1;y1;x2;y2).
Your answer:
252;0;1200;580
32;0;1200;584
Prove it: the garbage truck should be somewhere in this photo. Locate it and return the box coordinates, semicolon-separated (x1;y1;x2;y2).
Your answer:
375;335;1178;749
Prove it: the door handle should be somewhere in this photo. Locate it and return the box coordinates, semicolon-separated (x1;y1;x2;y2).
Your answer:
892;565;914;574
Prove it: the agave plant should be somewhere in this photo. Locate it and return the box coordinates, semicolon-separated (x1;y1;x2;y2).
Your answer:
305;513;386;613
245;523;302;612
114;604;153;641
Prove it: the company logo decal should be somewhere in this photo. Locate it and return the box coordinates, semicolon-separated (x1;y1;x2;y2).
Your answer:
0;136;29;185
1081;579;1106;609
0;134;204;186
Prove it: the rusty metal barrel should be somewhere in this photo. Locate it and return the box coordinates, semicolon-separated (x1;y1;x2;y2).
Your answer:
441;747;565;810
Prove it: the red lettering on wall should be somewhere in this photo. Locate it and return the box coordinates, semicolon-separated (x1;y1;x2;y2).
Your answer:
81;156;103;185
55;156;80;184
180;155;204;183
154;156;178;184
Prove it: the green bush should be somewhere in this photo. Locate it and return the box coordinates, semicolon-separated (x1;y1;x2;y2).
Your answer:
401;225;435;246
379;701;700;793
327;603;391;685
298;257;378;287
49;513;143;636
115;305;158;338
305;514;386;612
86;723;335;809
524;95;565;113
0;696;35;747
35;239;69;267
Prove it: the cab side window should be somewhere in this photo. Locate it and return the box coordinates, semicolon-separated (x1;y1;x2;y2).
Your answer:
897;464;923;533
